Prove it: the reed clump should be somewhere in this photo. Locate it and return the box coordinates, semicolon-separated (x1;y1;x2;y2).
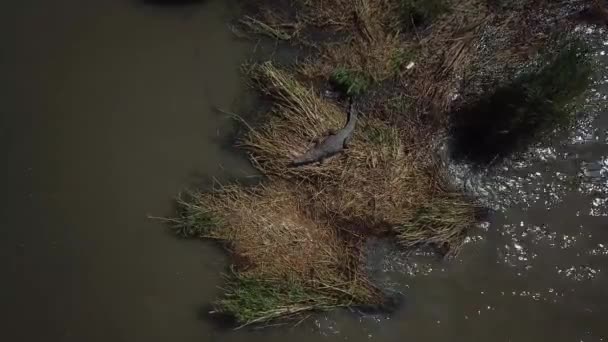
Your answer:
173;182;382;327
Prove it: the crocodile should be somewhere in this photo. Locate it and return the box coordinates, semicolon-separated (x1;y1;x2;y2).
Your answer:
291;98;358;166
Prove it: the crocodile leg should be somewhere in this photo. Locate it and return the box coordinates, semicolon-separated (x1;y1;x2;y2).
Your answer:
343;135;353;149
312;129;334;146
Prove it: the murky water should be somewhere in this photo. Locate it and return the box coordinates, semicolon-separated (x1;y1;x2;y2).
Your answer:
2;1;607;342
0;1;253;341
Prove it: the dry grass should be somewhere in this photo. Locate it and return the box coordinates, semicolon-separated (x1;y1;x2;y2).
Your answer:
238;15;303;41
404;0;490;116
179;183;347;279
242;62;475;247
242;62;348;178
173;182;381;326
407;0;582;116
172;63;477;325
300;33;416;82
299;0;399;31
240;0;580;118
299;0;415;83
396;194;476;251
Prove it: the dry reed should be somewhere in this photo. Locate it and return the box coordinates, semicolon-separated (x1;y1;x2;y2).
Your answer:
174;182;382;326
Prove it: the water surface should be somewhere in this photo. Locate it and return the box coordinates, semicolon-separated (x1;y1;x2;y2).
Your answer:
1;1;252;341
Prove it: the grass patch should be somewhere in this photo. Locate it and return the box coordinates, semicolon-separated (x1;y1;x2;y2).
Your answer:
214;274;350;327
396;195;477;251
175;181;382;326
299;33;412;83
361;120;400;146
330;67;371;96
242;62;475;250
287;0;414;83
171;196;219;238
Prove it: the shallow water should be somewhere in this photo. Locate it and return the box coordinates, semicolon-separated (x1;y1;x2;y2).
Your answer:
2;2;608;342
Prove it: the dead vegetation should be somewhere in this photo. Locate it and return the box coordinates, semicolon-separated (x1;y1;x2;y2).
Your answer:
175;182;381;324
255;0;585;117
242;62;474;248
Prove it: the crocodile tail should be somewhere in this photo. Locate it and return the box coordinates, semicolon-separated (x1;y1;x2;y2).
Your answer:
290;157;314;167
290;151;316;167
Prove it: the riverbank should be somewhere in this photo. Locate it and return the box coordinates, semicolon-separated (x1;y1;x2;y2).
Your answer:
172;0;595;328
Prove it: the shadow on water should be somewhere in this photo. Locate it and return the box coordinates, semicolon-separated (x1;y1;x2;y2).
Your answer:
449;38;592;167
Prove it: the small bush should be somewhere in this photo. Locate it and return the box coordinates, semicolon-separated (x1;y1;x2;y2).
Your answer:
330;67;371;96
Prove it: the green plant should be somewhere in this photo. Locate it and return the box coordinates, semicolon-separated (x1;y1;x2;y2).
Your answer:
170;197;219;238
330;67;371;96
213;274;344;327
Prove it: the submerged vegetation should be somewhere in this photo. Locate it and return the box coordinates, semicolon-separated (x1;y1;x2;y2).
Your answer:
168;0;597;328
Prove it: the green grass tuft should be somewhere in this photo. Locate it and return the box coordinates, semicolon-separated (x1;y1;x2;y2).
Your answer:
214;274;346;327
171;198;219;238
330;67;371;96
